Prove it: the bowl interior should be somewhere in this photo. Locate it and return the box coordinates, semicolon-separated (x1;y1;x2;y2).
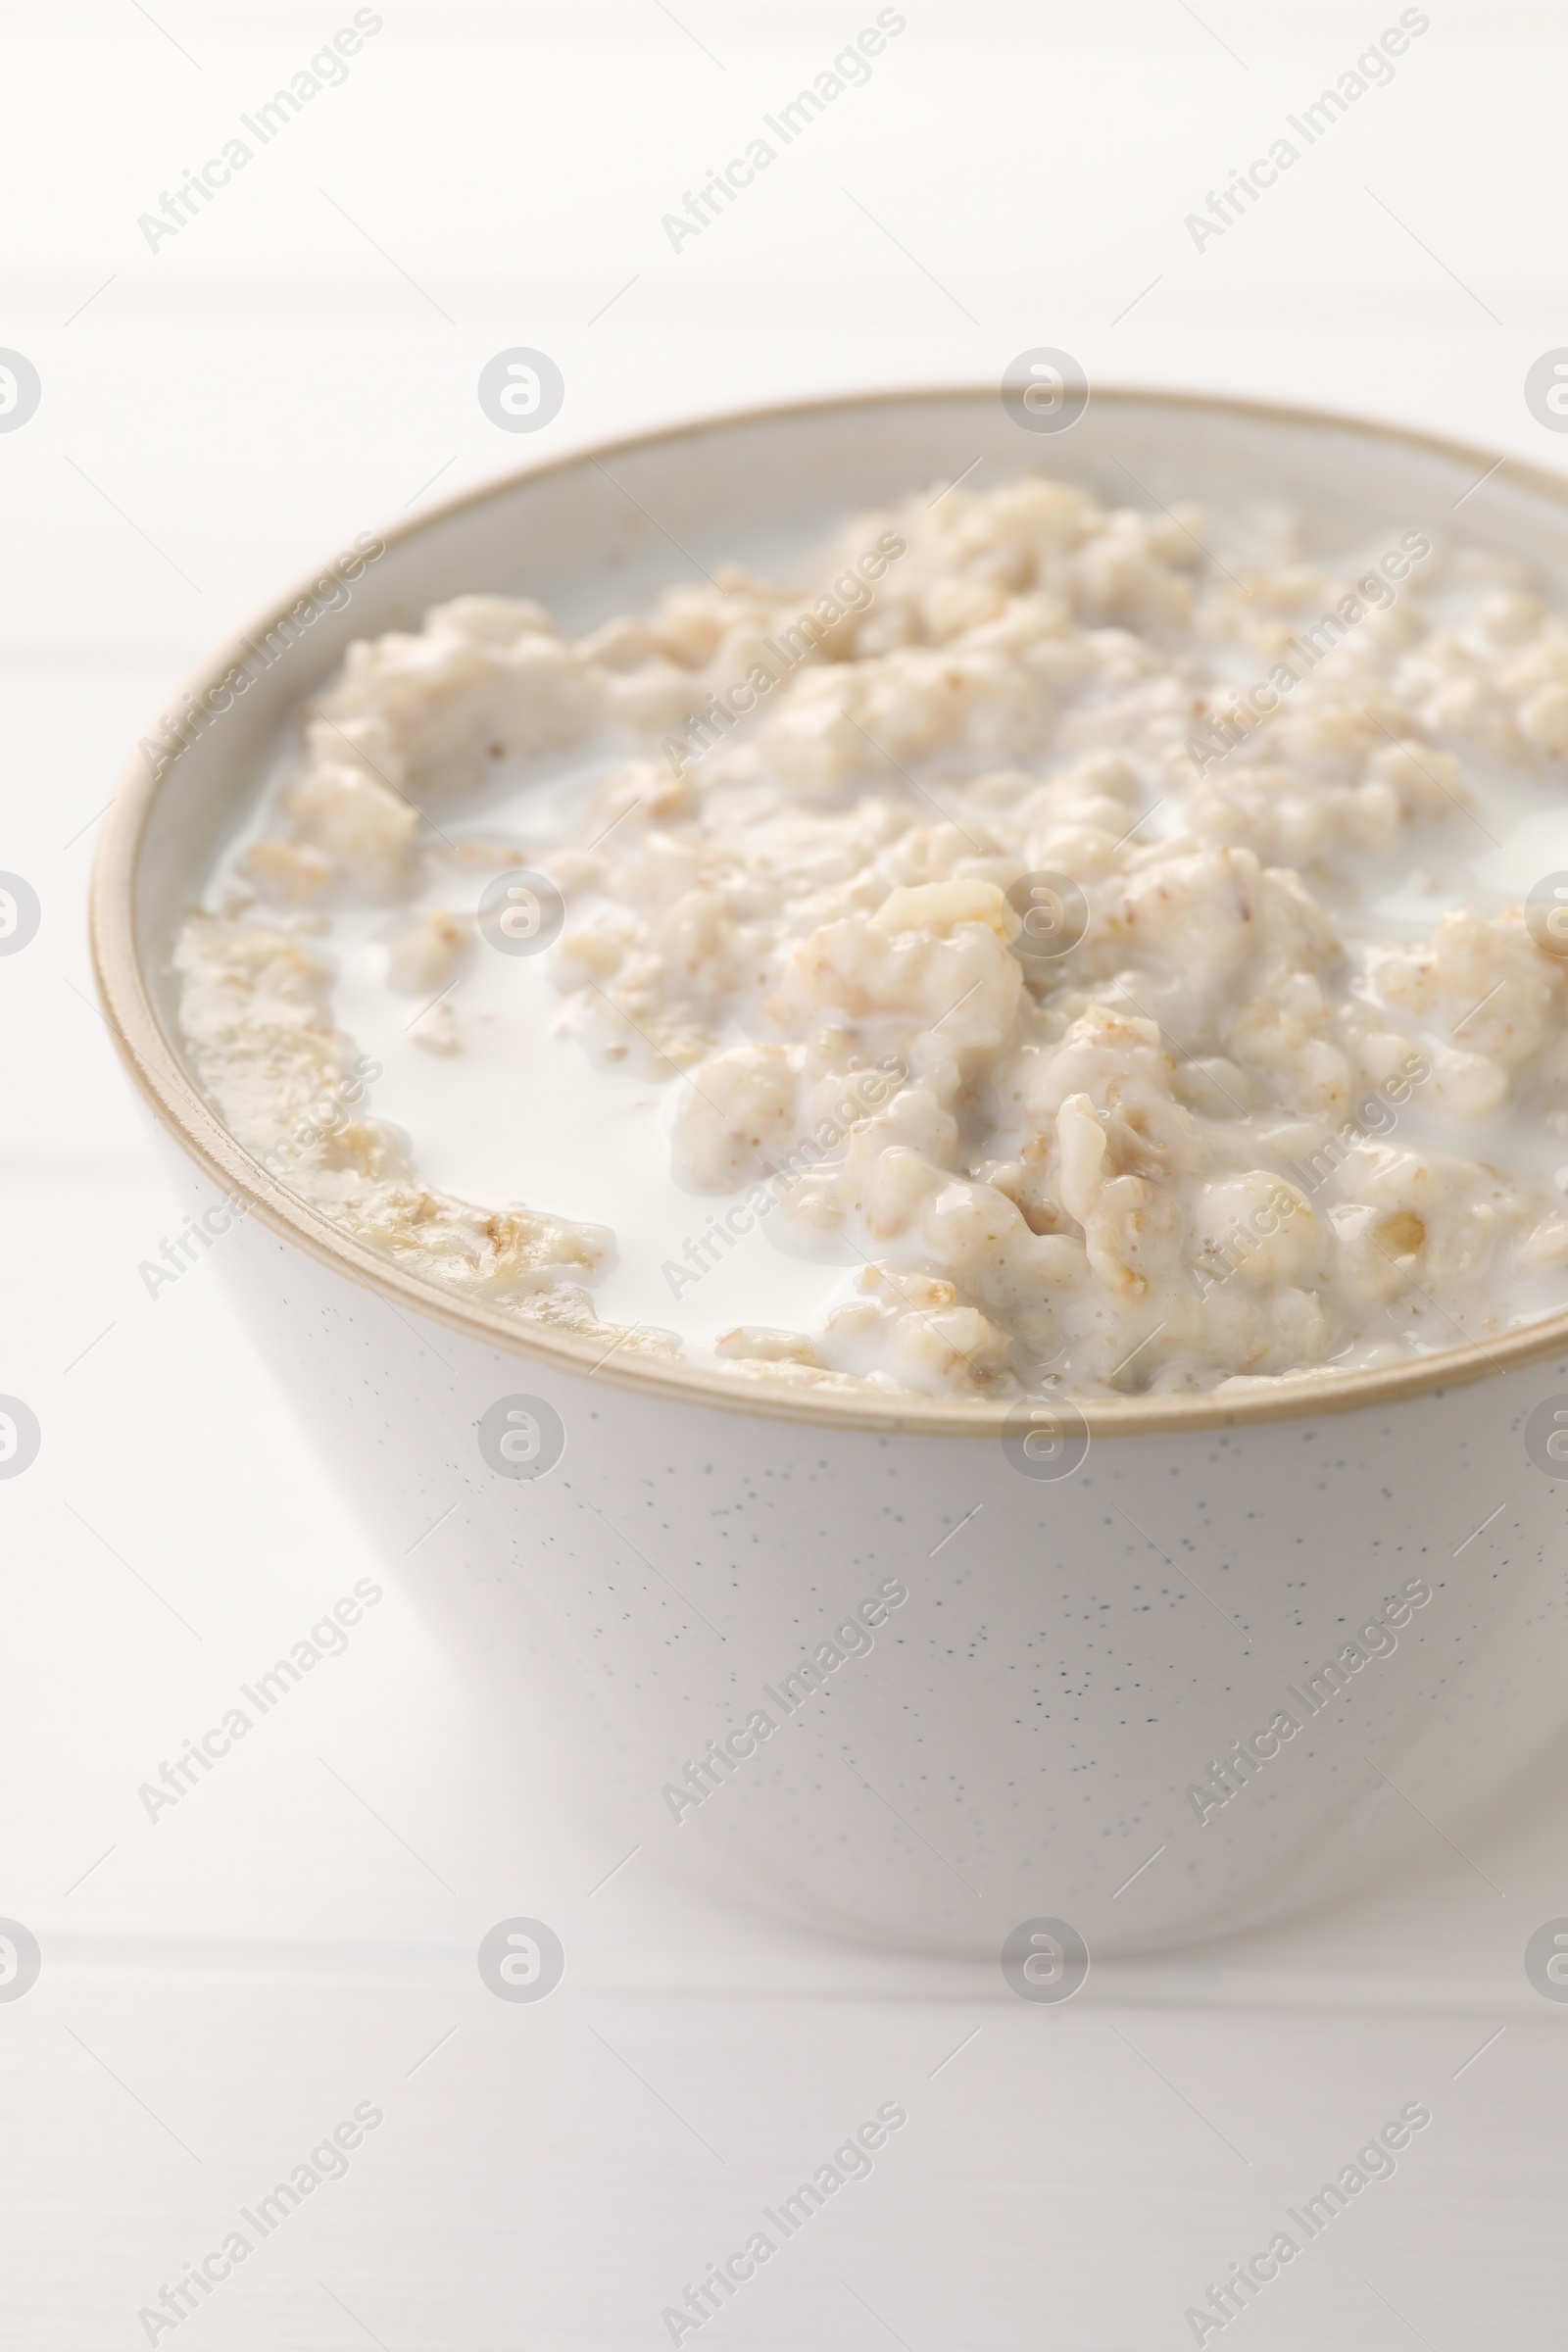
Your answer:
104;385;1568;1432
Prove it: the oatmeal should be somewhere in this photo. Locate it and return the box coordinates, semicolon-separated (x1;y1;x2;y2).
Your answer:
173;474;1568;1400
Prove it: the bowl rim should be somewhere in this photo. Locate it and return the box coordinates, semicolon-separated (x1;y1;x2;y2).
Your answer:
89;380;1568;1439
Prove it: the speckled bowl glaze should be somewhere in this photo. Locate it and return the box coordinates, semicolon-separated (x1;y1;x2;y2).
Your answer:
93;389;1568;1958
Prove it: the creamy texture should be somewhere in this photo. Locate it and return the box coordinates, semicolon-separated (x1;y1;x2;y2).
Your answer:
173;474;1568;1402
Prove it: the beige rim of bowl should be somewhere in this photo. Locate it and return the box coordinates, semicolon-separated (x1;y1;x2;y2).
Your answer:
89;384;1568;1438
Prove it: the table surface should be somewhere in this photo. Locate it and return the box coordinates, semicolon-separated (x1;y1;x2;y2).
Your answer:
5;5;1568;2345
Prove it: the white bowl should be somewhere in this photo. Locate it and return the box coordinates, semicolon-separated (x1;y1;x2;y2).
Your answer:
91;388;1568;1959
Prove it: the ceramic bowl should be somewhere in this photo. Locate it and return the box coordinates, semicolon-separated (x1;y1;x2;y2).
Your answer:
91;388;1568;1958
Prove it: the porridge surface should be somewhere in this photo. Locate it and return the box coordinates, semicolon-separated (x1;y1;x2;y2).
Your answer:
173;472;1568;1402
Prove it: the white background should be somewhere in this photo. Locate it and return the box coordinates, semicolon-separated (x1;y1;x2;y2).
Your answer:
4;3;1568;2346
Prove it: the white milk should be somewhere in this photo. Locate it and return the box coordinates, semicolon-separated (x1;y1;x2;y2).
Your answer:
198;508;1568;1371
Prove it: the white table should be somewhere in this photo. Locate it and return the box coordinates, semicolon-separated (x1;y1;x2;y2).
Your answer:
4;6;1566;2342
